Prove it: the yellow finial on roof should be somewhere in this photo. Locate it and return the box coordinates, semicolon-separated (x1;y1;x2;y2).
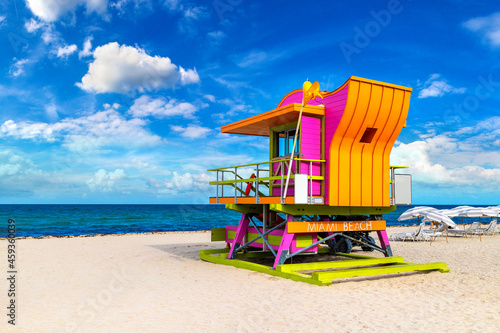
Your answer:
302;79;323;106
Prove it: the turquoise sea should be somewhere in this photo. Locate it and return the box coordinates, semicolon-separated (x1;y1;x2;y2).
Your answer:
0;204;489;237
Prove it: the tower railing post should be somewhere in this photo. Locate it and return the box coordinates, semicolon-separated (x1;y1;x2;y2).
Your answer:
309;160;313;204
262;204;267;251
216;170;219;203
234;167;238;204
256;164;259;204
390;167;395;205
280;161;284;204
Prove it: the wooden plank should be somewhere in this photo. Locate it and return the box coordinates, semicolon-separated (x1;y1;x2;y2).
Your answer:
209;196;325;205
199;249;331;286
236;197;258;204
269;204;395;215
211;228;226;242
199;248;447;286
277;256;405;273
209;174;324;185
312;262;448;281
259;196;295;204
287;220;386;233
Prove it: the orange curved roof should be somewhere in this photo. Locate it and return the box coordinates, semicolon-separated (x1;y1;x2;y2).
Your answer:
328;77;412;207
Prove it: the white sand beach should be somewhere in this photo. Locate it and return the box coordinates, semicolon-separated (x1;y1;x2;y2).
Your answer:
1;226;499;332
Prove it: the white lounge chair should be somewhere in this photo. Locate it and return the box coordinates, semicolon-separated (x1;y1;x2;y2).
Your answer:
390;223;428;242
422;223;449;240
446;222;480;237
423;222;449;235
474;219;497;236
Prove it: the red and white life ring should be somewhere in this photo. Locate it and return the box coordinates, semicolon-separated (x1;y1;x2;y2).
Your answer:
244;174;256;196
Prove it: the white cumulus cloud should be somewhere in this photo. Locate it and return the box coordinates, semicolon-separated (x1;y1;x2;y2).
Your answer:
9;58;29;77
79;36;93;58
207;30;226;44
57;44;78;58
0;150;38;178
391;139;500;188
171;125;211;139
391;117;500;190
463;12;500;47
26;0;109;22
86;169;126;192
0;109;164;153
25;18;44;32
418;74;466;98
76;42;200;94
128;95;197;118
203;94;215;102
179;66;200;85
161;171;211;194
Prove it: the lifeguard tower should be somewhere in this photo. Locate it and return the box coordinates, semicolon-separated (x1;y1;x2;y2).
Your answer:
200;76;448;285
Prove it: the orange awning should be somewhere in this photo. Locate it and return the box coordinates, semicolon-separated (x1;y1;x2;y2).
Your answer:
221;103;325;137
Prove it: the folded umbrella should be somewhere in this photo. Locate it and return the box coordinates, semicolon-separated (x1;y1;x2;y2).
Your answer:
398;206;438;221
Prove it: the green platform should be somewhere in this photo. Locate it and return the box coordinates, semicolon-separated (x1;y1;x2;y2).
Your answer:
200;248;449;286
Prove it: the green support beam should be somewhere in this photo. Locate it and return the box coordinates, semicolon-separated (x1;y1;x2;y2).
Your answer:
276;256;405;273
269;204;396;216
224;204;262;214
312;262;450;281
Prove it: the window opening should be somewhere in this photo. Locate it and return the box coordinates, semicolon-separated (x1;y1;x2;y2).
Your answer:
360;127;377;144
275;129;299;157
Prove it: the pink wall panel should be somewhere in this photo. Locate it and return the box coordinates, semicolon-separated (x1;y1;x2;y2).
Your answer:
279;86;349;202
300;116;321;196
323;85;349;204
279;91;302;106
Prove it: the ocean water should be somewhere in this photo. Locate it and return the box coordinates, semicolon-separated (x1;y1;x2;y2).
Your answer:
0;204;489;238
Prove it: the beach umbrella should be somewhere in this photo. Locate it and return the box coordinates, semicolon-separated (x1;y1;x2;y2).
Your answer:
486;205;500;213
421;213;455;244
422;211;457;229
459;208;499;219
452;205;475;211
398;206;438;221
445;206;474;215
446;206;475;232
438;209;462;218
459;208;499;241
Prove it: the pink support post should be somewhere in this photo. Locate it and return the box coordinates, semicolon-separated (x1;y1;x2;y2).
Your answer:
228;213;250;259
321;217;337;251
273;215;295;268
376;230;393;257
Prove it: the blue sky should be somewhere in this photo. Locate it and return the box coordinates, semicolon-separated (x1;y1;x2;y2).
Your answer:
0;0;499;204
